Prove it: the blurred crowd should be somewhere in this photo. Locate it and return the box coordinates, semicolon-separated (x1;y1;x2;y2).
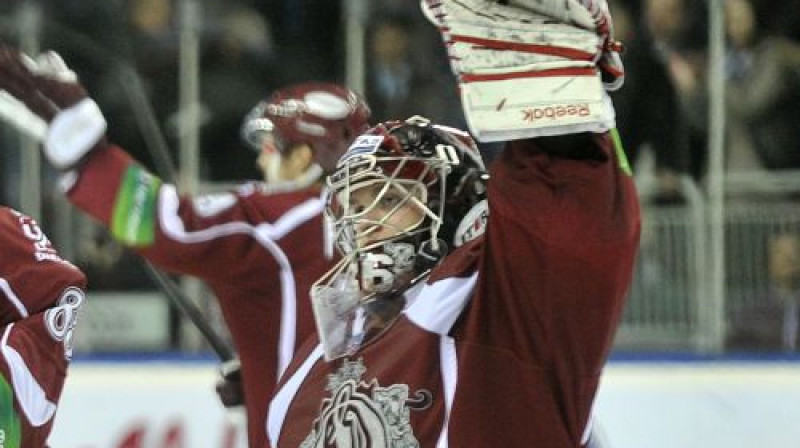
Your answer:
1;0;798;192
2;0;800;352
609;0;800;352
610;0;800;200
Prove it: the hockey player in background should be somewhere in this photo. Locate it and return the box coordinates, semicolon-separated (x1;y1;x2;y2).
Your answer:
0;206;87;446
263;0;640;446
0;47;369;448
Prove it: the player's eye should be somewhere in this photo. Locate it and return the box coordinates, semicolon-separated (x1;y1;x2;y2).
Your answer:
383;192;402;208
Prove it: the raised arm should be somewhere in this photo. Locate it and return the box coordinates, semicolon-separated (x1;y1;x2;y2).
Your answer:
0;45;260;279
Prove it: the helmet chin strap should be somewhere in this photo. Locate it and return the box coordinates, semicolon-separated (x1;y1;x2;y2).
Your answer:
413;169;448;272
415;238;447;273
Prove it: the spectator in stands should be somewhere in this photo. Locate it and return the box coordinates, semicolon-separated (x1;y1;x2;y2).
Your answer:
610;0;690;204
639;0;709;182
719;0;800;351
199;4;278;181
255;0;343;82
768;233;800;350
365;12;464;127
723;0;800;172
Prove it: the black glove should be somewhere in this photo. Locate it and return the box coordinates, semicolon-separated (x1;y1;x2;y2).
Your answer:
215;358;245;408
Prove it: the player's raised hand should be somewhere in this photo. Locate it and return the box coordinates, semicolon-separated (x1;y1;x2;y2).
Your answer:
0;44;60;121
421;0;624;142
0;43;106;170
29;50;88;108
577;0;625;90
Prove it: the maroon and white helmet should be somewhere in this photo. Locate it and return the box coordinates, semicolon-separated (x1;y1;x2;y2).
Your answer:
241;82;371;173
327;116;488;260
311;116;489;360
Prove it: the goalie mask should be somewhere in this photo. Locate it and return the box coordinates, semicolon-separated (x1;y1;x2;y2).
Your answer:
240;82;371;190
312;116;488;360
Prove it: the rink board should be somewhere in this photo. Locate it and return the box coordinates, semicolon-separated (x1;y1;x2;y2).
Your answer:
49;360;247;448
49;358;800;447
594;360;800;448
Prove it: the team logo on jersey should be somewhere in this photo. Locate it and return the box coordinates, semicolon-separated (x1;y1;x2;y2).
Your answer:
300;358;430;448
11;209;70;265
337;135;385;167
453;199;488;247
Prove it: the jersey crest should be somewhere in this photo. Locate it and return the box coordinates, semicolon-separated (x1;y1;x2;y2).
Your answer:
300;358;431;448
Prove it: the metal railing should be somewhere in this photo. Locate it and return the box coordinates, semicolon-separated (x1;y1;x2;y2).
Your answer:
616;174;800;353
616;177;710;351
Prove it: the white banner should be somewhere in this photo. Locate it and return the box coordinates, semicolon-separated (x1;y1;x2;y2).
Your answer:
594;362;800;448
50;363;247;448
47;360;800;447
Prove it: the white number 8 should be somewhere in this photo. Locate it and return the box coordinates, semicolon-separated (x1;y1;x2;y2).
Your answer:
45;287;86;360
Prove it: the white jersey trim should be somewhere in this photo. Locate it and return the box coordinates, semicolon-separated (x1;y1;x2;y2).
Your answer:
405;273;478;335
581;394;602;446
0;278;29;318
158;185;323;379
435;336;458;448
1;325;57;426
267;344;324;446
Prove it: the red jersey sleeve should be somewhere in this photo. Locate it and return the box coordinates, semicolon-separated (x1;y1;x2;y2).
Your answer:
449;133;641;443
475;133;641;371
64;145;325;281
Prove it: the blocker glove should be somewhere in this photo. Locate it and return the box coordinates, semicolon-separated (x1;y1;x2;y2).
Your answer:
0;44;107;170
421;0;624;142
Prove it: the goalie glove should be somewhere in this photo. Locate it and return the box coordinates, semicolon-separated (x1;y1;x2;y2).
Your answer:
0;44;107;170
421;0;624;142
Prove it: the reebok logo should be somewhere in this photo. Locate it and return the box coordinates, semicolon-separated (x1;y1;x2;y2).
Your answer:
522;104;591;122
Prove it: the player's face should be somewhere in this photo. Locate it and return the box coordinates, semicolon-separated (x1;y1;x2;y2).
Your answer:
256;136;308;183
345;183;425;248
256;135;280;181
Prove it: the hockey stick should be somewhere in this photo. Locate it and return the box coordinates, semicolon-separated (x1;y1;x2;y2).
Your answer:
141;263;235;361
0;87;235;362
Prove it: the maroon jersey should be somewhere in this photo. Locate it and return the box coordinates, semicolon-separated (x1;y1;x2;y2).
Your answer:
267;133;641;447
64;145;335;448
0;206;87;446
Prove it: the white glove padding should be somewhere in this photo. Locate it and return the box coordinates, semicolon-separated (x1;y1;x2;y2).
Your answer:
46;97;107;170
422;0;623;142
